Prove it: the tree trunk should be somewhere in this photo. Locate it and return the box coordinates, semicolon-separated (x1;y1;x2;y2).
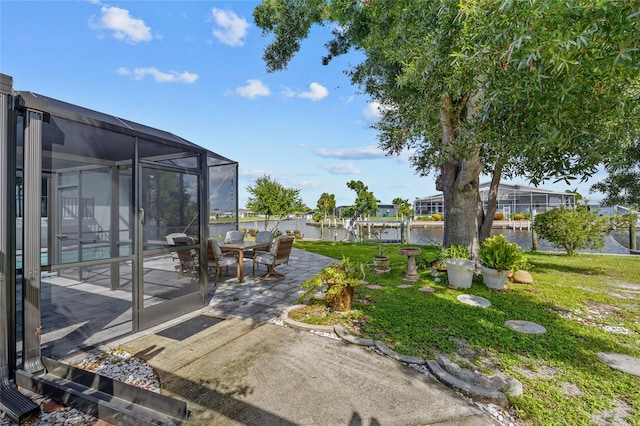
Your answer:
437;94;482;261
478;165;503;241
346;202;370;242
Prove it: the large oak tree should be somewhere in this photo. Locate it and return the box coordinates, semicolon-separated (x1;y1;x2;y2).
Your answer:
254;0;639;258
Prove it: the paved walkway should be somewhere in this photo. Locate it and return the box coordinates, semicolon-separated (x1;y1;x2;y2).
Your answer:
205;247;336;322
108;248;497;425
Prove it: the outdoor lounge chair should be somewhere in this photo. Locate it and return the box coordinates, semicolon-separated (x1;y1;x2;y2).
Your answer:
207;239;238;283
173;236;198;280
252;236;294;282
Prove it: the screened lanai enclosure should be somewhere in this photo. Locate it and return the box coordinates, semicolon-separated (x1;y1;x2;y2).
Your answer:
1;74;236;422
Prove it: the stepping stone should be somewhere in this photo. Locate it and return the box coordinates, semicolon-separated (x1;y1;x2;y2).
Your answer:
597;352;640;377
419;286;435;293
367;284;384;290
397;284;413;289
505;320;546;334
456;294;491;308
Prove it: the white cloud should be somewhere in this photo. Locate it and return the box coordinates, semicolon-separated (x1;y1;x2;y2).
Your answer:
290;179;320;187
313;145;386;160
396;148;415;165
279;82;328;101
211;8;249;47
280;87;297;98
321;163;361;175
363;101;386;124
239;168;272;178
94;6;152;44
117;67;198;83
299;82;329;101
235;79;271;98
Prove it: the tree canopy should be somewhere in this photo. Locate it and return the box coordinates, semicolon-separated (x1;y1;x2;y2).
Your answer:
317;192;336;220
255;0;639;256
392;197;413;217
591;139;640;208
345;179;377;240
246;175;302;231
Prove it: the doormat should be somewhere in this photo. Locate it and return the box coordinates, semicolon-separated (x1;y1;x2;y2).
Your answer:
156;315;224;341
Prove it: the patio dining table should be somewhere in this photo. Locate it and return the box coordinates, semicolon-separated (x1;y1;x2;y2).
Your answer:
219;241;270;283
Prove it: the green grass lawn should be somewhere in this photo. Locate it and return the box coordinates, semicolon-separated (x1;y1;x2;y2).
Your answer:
293;240;640;425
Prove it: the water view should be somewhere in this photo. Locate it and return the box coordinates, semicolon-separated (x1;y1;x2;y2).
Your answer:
236;219;638;255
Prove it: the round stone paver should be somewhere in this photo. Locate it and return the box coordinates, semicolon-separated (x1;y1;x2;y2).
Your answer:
419;286;435;293
367;284;384;290
397;284;413;289
505;320;546;334
456;294;491;308
597;352;640;377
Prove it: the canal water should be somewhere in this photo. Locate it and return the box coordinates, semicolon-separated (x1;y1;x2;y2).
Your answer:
238;219;638;255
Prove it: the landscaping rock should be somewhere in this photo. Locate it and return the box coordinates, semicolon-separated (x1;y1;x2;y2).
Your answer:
334;325;375;346
436;356;523;397
512;270;533;284
374;341;426;365
426;360;509;408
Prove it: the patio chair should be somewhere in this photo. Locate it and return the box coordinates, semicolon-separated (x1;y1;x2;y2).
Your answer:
224;230;244;244
245;230;274;263
207;239;238;283
166;232;188;245
252;236;294;282
173;236;198;280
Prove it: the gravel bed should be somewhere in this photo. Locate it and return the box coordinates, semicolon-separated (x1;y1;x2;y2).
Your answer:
0;348;159;426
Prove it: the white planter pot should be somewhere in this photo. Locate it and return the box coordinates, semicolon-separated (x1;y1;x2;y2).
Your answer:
481;265;510;289
445;259;475;289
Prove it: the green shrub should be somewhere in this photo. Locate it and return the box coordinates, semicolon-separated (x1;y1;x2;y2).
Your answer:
532;207;611;256
512;213;526;220
431;213;443;221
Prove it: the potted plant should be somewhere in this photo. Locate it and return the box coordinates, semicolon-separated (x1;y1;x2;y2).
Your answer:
299;257;363;311
443;244;474;289
478;234;527;289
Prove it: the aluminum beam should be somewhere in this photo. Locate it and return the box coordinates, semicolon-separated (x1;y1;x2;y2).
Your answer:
0;74;39;422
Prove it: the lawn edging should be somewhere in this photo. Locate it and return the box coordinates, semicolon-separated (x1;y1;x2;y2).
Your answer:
280;304;518;408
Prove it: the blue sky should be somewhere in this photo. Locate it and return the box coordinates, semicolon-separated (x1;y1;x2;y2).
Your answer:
0;0;606;209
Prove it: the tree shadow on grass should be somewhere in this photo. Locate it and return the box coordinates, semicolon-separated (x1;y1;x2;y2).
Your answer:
528;260;609;276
